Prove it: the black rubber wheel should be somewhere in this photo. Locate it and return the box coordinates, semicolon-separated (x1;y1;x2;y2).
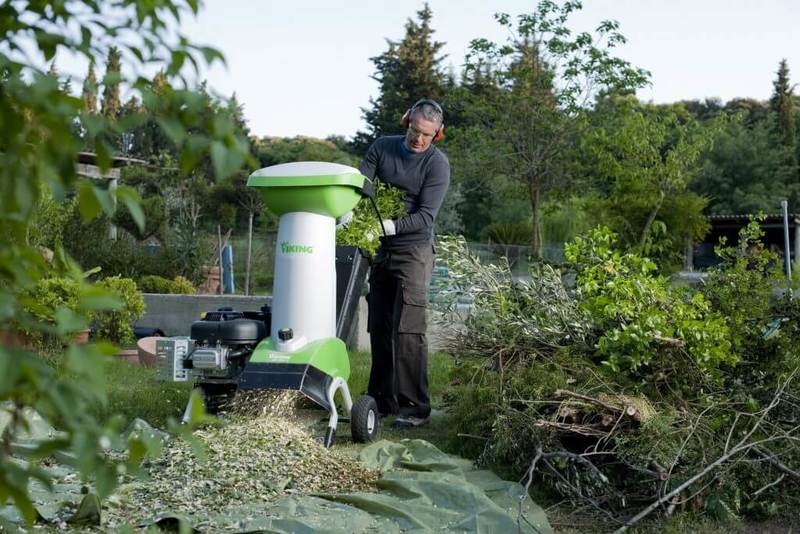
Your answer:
351;395;380;443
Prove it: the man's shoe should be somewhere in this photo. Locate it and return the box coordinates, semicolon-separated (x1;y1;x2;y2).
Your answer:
391;415;431;428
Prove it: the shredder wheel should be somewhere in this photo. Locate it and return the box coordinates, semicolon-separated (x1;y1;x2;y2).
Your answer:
351;395;379;443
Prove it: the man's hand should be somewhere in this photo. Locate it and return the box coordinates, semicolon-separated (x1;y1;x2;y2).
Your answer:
336;211;354;229
380;219;396;236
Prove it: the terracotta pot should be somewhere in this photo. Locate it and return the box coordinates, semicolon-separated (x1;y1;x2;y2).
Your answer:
137;336;160;367
0;330;30;348
73;329;91;345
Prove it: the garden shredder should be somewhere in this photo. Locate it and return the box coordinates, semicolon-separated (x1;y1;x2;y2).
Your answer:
159;161;380;447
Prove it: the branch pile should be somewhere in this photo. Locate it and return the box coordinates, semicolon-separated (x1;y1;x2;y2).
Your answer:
439;225;800;529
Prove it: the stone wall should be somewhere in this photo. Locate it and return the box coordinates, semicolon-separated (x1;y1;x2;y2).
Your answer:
137;293;451;352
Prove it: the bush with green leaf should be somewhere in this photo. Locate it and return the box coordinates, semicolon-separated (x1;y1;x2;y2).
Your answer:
94;276;146;345
0;1;249;522
565;226;734;376
138;275;196;294
442;221;800;525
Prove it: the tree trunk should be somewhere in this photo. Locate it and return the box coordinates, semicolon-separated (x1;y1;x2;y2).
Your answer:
529;181;543;260
638;189;666;251
245;211;253;296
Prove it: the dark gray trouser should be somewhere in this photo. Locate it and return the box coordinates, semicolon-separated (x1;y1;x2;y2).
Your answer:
367;244;434;418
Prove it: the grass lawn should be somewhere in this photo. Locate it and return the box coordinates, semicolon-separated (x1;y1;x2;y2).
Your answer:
94;357;193;428
94;349;456;451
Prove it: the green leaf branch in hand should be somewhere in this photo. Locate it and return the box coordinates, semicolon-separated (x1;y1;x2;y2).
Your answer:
336;181;407;256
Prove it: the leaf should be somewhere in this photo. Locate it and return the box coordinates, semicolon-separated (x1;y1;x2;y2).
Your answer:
77;181;102;222
116;185;145;233
79;286;123;312
54;307;88;335
157;117;187;145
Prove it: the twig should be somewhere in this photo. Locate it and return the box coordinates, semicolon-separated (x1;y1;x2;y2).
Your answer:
518;447;544;534
541;457;623;524
753;474;785;497
752;446;800;480
614;367;798;533
534;420;609;437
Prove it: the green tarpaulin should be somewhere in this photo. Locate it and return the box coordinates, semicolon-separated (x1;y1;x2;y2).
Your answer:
1;409;552;533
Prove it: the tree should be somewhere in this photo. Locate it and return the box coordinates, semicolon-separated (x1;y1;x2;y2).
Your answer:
694;112;799;214
0;1;252;524
101;47;122;118
255;136;358;167
82;59;98;113
581;96;717;267
460;2;649;257
353;3;446;153
770;59;796;152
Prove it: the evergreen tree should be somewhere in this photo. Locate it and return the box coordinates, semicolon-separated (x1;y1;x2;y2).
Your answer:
771;59;796;151
353;3;445;153
101;47;122;118
82;60;98;113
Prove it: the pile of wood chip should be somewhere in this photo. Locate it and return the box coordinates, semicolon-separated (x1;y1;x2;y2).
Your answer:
103;406;378;529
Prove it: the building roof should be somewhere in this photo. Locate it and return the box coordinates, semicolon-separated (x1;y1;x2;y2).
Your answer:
76;151;146;167
707;213;800;225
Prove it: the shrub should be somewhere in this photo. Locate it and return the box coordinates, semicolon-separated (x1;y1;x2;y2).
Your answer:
23;277;82;324
138;275;196;294
564;227;734;376
442;223;800;525
94;276;145;345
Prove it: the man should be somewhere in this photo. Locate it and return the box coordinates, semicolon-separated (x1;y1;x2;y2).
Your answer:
359;99;451;428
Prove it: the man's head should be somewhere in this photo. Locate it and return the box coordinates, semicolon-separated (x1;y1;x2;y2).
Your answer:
402;99;444;153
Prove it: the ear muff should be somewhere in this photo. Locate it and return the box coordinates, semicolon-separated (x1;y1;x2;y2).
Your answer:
401;99;445;142
401;109;411;129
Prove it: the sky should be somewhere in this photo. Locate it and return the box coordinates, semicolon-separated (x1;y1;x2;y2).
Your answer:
56;0;800;139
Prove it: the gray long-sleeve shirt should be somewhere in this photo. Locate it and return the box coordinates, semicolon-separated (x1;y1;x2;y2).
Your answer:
359;135;451;247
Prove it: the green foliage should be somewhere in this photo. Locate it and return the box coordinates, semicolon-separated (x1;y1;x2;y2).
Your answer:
436;235;590;360
452;2;649;256
442;220;800;524
702;217;782;353
28;191;74;251
353;4;446;153
336;181;407;256
112;194;168;241
694;112;799;214
579;96;716;268
484;221;532;245
770;59;797;153
255;136;358;167
94;277;145;345
565;227;734;375
21;277;84;328
138;275;196;295
0;0;240;520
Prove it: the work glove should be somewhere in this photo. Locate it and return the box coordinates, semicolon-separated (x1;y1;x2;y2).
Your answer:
380;219;396;236
336;210;354;229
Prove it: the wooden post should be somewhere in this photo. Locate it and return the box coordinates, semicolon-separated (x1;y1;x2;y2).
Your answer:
246;211;253;296
794;218;800;273
217;224;223;295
